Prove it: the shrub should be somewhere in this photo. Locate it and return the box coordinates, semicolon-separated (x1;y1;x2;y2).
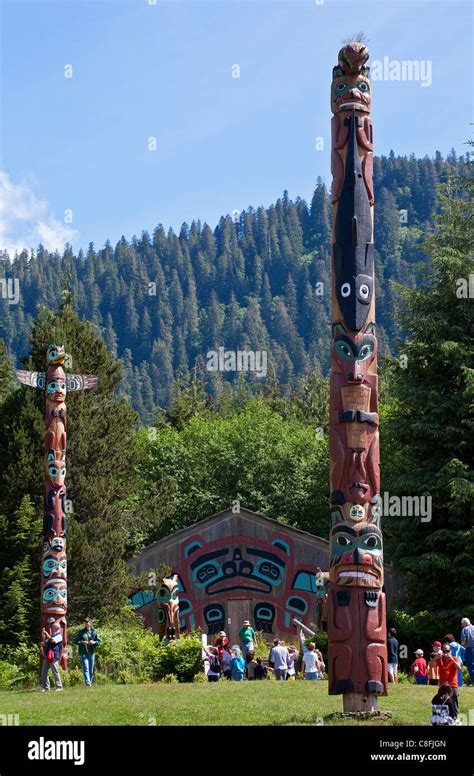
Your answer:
162;673;178;684
0;660;22;689
394;671;411;684
0;643;41;688
192;671;207;683
154;636;203;682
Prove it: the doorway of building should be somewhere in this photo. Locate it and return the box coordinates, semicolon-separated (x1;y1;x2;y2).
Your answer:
227;599;254;646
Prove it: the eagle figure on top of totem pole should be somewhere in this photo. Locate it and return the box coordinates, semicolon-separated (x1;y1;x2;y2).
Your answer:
16;344;98;669
328;40;388;712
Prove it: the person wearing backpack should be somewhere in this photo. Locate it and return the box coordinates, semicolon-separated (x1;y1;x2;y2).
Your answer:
40;621;64;692
431;683;460;726
221;643;232;679
204;646;222;682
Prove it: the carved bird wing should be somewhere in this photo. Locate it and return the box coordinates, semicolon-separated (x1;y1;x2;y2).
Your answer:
16;370;45;389
66;374;99;391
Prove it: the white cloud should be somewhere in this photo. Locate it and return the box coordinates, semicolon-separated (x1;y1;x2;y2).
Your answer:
0;171;79;255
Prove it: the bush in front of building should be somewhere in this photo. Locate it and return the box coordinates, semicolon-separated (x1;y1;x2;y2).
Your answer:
154;634;203;683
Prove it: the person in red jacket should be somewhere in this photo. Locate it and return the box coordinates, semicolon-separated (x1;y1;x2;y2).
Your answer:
214;631;229;660
435;643;461;716
411;649;428;685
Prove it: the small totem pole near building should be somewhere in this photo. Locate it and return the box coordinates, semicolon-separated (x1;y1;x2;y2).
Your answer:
157;575;180;643
328;41;388;711
16;345;98;668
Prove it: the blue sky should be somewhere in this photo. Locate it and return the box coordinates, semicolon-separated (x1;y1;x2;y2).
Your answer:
1;0;472;254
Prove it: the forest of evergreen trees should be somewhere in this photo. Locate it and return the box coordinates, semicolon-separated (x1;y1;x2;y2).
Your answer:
0;148;472;644
0;150;468;423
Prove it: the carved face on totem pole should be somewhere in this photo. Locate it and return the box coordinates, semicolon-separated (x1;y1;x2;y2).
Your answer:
331;73;371;115
329;520;383;588
43;551;67;580
47;344;66;366
332;323;377;384
331;503;374;524
47;367;67;404
157;575;180;639
42;578;67;616
45;449;66;488
331;42;371;115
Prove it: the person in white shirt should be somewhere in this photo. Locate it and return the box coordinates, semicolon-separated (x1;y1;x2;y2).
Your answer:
269;639;289;680
299;628;323;680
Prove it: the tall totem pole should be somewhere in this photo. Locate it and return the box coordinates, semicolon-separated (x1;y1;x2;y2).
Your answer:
328;41;388;712
16;345;98;668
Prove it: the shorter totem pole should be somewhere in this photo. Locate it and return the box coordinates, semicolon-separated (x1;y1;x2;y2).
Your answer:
16;344;98;668
315;568;330;631
157;575;180;643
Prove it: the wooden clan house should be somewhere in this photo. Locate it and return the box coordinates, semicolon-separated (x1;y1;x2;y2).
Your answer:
130;507;399;645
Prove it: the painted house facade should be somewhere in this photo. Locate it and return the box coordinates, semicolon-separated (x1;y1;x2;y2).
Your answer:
130;506;400;645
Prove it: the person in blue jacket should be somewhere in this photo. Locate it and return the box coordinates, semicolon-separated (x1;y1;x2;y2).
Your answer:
229;647;246;681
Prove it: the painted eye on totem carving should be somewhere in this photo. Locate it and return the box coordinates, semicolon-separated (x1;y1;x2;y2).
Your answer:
159;587;168;598
359;284;370;299
341;283;351;298
358;344;373;360
47;381;66;393
362;535;381;550
336;342;352;359
357;81;369;92
336;535;352;547
44;586;66;601
336;83;347;92
171;589;178;599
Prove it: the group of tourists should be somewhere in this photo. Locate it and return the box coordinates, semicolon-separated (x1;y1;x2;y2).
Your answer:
40;617;101;691
203;619;325;682
387;617;474;726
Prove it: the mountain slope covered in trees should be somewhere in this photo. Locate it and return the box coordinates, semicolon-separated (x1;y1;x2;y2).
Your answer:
0;151;467;422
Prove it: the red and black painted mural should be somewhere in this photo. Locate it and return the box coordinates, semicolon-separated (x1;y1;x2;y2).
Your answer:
129;529;329;639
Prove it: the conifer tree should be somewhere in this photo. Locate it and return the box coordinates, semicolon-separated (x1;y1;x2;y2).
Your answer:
385;160;474;618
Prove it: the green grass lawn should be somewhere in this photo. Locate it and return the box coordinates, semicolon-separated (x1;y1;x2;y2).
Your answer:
1;681;472;726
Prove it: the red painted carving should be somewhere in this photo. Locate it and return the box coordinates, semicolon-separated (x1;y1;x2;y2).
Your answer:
329;43;387;705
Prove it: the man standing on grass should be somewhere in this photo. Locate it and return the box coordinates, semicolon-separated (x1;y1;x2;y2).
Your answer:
460;617;474;684
387;627;399;684
269;639;289;680
238;619;256;661
435;643;462;716
75;617;101;687
40;621;64;692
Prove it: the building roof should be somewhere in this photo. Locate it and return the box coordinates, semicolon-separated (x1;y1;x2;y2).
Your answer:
134;505;329;559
